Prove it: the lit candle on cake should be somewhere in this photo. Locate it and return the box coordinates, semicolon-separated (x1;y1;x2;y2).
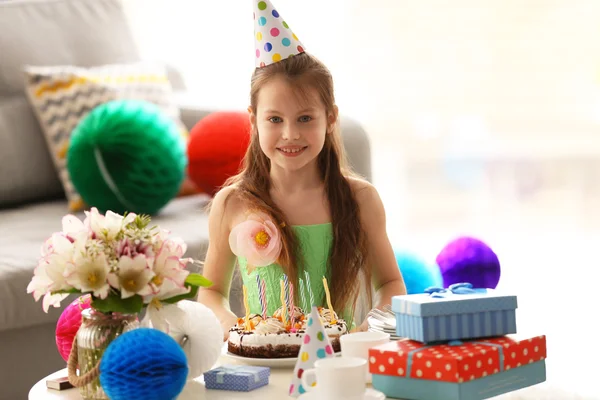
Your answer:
280;279;288;327
289;281;296;330
304;270;314;307
256;275;267;319
299;277;308;312
322;276;337;324
242;284;252;331
283;274;290;310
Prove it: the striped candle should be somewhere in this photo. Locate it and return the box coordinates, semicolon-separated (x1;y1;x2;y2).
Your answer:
289;282;295;328
256;274;267;319
260;278;267;318
299;277;307;312
283;274;290;310
280;279;288;326
304;270;314;307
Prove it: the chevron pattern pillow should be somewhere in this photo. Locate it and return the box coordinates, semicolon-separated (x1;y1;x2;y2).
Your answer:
23;62;187;211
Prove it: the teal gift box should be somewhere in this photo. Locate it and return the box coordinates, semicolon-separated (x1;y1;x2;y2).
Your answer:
392;283;518;343
204;364;270;392
369;335;547;400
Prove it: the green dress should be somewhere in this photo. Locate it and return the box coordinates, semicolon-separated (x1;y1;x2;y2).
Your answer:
237;223;356;327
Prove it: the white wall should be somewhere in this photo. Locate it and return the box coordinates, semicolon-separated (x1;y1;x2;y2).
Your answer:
123;0;600;160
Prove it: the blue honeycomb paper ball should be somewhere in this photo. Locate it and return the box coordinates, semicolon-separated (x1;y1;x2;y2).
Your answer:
99;328;188;400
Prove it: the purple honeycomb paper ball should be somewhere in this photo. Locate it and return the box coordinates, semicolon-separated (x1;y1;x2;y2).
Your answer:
436;236;501;289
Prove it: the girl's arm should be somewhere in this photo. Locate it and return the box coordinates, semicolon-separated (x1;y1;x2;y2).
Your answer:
196;186;240;341
352;180;407;332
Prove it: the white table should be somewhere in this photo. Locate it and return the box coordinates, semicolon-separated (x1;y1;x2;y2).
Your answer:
28;355;554;400
29;354;385;400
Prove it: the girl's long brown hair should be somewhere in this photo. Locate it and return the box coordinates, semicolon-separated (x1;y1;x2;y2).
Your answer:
223;52;371;317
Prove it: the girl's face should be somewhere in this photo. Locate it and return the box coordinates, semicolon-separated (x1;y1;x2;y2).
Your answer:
251;75;336;173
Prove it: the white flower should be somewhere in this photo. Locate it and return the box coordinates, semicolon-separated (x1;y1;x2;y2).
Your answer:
42;292;70;312
65;252;111;299
61;214;89;242
141;303;185;336
149;238;191;290
26;261;70;312
38;233;74;291
144;277;191;304
27;233;75;312
107;254;154;298
84;207;136;241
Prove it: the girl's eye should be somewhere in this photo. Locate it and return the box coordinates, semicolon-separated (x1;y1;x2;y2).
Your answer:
269;117;282;123
299;115;312;123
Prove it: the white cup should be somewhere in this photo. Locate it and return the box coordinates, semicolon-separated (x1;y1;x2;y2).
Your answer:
340;331;391;383
300;356;367;400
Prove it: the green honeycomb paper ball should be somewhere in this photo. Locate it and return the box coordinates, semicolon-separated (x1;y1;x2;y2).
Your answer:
67;99;187;215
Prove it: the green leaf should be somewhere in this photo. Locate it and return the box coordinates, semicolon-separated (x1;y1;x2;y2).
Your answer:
51;288;82;295
91;292;144;314
185;273;212;288
161;285;199;304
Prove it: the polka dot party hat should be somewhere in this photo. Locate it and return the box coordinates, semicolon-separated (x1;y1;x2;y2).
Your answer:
253;0;305;68
288;305;335;398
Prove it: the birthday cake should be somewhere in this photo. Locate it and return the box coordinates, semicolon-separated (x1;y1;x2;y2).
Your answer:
227;306;348;358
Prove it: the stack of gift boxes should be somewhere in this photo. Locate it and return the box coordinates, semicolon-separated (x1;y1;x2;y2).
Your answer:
368;283;547;400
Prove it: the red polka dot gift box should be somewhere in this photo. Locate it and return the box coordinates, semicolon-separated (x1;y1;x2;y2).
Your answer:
392;283;518;343
368;335;547;400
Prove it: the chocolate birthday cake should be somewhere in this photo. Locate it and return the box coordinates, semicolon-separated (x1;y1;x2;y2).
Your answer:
227;306;348;358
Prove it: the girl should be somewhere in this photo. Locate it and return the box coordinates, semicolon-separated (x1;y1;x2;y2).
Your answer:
198;2;406;339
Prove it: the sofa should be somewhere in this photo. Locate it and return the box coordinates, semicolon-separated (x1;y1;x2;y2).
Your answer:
0;0;372;399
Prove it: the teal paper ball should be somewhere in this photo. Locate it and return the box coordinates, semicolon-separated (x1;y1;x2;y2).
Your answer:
67;99;187;215
395;249;443;294
99;328;188;400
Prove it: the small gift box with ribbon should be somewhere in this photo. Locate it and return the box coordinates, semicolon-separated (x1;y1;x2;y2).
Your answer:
204;364;270;392
369;335;547;400
392;282;518;342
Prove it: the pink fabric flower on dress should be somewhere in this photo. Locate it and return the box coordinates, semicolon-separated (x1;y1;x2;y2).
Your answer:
229;212;282;272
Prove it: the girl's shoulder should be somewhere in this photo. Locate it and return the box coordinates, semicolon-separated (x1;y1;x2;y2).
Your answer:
346;175;377;200
208;183;248;230
345;175;385;219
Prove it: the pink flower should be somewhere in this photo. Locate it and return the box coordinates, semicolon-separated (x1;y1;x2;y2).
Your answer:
229;212;282;270
117;238;155;259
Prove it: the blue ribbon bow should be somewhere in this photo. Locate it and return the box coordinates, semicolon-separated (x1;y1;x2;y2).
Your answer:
424;282;487;298
213;365;261;384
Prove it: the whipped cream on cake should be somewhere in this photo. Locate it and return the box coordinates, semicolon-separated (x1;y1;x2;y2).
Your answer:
227;306;348;358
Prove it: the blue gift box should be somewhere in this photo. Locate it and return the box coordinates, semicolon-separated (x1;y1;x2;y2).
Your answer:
204;365;270;392
372;360;546;400
392;283;518;343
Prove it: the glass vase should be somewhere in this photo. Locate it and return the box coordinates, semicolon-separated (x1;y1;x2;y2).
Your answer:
75;308;139;400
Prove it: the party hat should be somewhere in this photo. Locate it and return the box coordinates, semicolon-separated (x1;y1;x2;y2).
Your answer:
253;0;306;68
288;306;335;397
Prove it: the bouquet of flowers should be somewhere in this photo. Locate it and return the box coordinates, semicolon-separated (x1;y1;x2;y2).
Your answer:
27;207;211;314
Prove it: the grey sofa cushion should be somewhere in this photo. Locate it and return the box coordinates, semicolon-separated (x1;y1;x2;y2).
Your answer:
0;194;212;332
0;0;141;97
0;96;64;207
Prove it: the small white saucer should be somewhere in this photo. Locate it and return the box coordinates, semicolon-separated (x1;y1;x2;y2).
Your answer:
298;387;386;399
